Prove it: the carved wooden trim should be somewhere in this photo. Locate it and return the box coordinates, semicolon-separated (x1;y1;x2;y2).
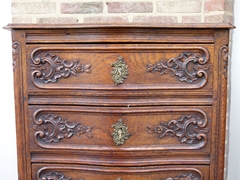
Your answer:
30;52;91;86
147;114;209;147
31;107;210;150
12;41;20;71
219;45;229;79
147;52;209;86
38;171;72;180
38;171;201;180
213;31;230;180
166;172;201;180
33;113;92;145
36;166;203;180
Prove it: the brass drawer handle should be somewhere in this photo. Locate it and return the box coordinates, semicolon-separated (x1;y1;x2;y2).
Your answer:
116;178;122;180
111;56;129;85
111;118;130;146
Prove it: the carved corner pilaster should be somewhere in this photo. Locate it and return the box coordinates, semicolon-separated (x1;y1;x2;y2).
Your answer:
12;41;20;71
219;45;229;79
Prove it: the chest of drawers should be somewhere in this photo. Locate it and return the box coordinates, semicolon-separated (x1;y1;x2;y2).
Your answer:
5;23;234;180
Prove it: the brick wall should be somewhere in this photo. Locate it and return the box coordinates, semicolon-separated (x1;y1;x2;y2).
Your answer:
11;0;234;24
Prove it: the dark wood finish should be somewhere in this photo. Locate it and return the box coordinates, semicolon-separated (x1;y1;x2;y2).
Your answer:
32;164;210;180
26;44;213;91
4;23;234;180
28;106;211;152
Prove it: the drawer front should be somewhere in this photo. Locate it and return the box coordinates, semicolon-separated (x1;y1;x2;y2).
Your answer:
28;106;211;153
26;44;213;93
32;164;209;180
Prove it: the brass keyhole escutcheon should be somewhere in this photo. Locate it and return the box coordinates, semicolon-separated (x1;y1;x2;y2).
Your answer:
111;56;129;85
111;118;130;146
116;178;122;180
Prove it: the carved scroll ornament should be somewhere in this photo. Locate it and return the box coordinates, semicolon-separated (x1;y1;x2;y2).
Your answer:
38;171;201;180
147;52;209;86
39;171;73;180
33;113;92;145
147;114;208;147
219;45;229;79
30;52;91;85
12;41;20;71
166;172;201;180
111;56;129;85
37;168;202;180
109;174;201;180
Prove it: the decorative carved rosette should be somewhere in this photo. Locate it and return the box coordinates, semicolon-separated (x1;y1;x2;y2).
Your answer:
219;45;229;79
146;52;209;86
33;113;93;145
30;52;91;85
166;172;201;180
12;41;20;71
147;114;208;147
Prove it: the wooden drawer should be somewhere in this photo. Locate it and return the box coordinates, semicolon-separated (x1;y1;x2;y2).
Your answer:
26;44;213;94
28;106;211;154
32;164;209;180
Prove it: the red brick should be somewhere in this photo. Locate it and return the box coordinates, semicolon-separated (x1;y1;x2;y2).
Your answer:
157;1;201;13
11;2;55;14
37;17;79;24
133;16;178;23
61;2;103;14
107;2;152;13
204;1;225;13
12;17;32;23
84;16;128;23
204;14;224;23
182;16;201;23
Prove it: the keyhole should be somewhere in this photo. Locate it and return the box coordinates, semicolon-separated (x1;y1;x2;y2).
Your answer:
118;128;123;140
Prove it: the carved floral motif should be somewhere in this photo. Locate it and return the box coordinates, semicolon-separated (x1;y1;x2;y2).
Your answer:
12;41;20;71
219;45;229;79
146;52;209;84
38;170;201;180
111;56;129;85
147;114;208;146
111;118;130;146
166;172;201;180
30;53;91;84
33;113;93;144
39;171;72;180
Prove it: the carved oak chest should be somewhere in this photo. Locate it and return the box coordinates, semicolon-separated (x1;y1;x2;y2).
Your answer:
5;23;234;180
